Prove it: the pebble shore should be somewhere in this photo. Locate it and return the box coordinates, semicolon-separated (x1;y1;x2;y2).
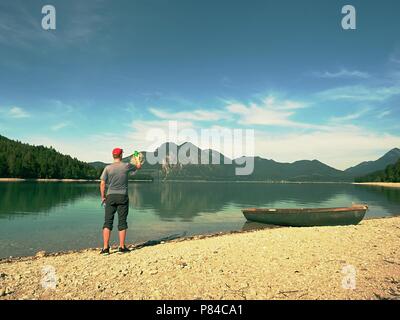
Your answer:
1;217;399;300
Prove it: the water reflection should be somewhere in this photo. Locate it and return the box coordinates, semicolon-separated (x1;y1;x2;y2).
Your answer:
0;182;97;218
128;182;400;220
0;182;399;222
129;182;335;221
358;185;400;203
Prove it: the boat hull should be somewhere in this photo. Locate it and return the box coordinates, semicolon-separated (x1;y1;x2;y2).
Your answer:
242;206;368;227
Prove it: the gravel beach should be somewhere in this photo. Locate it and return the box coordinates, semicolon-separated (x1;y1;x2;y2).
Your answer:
1;217;399;300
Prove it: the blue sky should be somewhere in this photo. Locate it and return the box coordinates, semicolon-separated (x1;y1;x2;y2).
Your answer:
0;0;399;169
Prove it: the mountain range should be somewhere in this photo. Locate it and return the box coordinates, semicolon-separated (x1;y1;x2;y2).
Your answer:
90;142;400;182
1;134;397;182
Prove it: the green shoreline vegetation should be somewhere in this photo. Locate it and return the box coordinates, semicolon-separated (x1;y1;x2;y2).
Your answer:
355;159;400;183
0;135;101;179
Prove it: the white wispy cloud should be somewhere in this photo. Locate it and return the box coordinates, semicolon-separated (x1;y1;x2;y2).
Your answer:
7;107;30;118
124;103;137;114
260;96;307;110
389;49;400;64
51;122;70;131
149;108;229;122
149;94;309;124
312;69;370;79
49;100;76;113
317;85;400;102
377;110;392;119
225;96;327;129
226;101;294;126
330;107;371;122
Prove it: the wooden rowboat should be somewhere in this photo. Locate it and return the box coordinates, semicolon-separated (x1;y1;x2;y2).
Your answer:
242;205;368;227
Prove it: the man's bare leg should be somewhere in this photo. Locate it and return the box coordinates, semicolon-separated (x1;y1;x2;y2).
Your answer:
103;228;111;249
119;230;127;248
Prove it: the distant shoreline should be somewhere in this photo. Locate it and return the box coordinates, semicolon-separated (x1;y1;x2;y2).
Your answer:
0;178;354;184
0;178;153;183
353;182;400;188
3;179;399;186
0;178;99;183
162;179;353;184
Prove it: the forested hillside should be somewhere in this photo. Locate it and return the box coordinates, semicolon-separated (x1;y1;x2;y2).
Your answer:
0;135;100;179
345;148;400;177
355;159;400;182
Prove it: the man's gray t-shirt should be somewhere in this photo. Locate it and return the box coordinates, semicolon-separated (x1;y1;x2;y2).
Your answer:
100;162;137;195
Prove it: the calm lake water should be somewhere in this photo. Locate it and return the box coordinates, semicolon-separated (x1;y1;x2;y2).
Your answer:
0;181;399;258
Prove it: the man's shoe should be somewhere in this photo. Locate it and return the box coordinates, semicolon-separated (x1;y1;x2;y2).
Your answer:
100;248;110;256
118;246;130;254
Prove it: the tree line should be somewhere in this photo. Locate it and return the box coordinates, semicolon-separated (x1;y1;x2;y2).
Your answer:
355;159;400;182
0;135;101;179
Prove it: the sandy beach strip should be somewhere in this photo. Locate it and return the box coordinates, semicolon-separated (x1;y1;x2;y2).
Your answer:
1;217;399;300
354;182;400;188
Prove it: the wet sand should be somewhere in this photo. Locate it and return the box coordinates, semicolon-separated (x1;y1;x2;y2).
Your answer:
0;217;399;300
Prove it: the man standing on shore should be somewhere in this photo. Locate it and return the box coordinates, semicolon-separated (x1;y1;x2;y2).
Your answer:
99;148;142;255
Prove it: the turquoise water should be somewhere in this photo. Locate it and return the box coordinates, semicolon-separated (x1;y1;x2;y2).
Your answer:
0;181;399;258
